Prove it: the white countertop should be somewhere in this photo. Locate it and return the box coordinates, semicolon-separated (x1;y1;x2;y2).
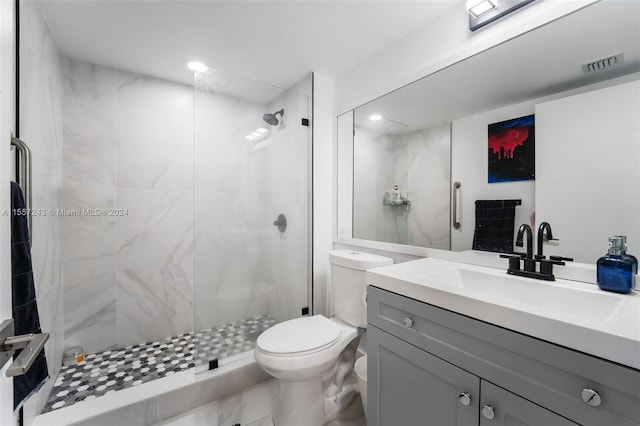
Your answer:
367;257;640;370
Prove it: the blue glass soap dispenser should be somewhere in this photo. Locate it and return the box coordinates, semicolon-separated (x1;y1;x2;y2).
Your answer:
597;236;636;293
616;235;638;274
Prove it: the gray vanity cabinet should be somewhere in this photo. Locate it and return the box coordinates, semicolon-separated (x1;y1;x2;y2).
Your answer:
369;325;479;425
369;326;576;426
367;286;640;426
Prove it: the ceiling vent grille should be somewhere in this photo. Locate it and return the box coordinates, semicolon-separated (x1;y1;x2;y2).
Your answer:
581;52;624;73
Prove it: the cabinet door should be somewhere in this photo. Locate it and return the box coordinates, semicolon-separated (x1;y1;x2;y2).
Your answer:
480;381;578;426
368;326;479;426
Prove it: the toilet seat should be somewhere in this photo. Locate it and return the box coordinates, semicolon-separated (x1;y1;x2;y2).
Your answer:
257;315;342;356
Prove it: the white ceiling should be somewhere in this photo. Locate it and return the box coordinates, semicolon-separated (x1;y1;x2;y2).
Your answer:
36;0;460;92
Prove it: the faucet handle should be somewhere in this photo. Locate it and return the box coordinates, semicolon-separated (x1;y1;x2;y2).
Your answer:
550;255;573;262
536;258;566;278
536;258;566;266
500;254;521;271
505;252;527;259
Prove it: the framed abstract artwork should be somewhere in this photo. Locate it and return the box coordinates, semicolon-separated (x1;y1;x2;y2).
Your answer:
488;114;535;183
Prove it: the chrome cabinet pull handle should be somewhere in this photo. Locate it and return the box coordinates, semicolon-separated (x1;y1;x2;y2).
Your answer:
402;317;414;328
482;405;495;420
452;182;461;230
581;388;602;407
458;392;471;406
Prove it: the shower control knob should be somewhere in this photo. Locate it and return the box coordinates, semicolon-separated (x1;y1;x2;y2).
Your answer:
402;317;414;328
482;405;496;420
581;388;601;406
273;213;287;233
458;392;471;406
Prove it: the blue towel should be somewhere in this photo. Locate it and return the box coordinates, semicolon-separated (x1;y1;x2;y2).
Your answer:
11;182;49;410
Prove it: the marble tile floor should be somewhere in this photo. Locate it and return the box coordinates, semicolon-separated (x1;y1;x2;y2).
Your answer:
43;314;277;413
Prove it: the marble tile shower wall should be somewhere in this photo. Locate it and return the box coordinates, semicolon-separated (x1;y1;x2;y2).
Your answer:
354;122;450;249
193;74;311;329
62;58;195;353
193;89;269;330
404;123;451;249
19;1;65;420
354;126;408;244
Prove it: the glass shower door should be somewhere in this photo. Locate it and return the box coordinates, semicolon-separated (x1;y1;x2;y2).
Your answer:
192;70;311;372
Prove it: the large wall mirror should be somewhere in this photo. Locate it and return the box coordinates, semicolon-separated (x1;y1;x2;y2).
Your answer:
337;0;640;264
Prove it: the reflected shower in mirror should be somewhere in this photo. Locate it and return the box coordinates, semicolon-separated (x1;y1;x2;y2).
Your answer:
352;113;451;249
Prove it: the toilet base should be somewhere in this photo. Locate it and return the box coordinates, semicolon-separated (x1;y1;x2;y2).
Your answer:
274;378;324;426
272;340;360;426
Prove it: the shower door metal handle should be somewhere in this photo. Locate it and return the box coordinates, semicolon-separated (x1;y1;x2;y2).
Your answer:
11;136;33;246
0;319;49;377
452;182;461;230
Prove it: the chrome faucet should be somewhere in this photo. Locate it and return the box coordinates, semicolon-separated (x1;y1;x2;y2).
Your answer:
515;224;533;259
537;222;553;258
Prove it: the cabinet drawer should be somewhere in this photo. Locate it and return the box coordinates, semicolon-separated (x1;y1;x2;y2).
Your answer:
479;381;578;426
368;286;640;426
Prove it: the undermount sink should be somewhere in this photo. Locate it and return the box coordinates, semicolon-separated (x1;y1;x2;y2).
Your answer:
366;257;640;369
426;267;626;324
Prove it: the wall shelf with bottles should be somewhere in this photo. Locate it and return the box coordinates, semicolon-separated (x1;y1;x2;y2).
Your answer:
383;185;410;207
383;197;410;206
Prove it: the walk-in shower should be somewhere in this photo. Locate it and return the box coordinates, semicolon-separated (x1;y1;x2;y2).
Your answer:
32;59;312;423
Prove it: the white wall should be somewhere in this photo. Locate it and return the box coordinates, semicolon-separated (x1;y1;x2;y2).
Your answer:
336;111;353;241
312;72;335;316
536;79;640;263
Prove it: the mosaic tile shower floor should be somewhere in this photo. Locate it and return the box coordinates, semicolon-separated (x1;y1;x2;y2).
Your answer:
44;315;277;413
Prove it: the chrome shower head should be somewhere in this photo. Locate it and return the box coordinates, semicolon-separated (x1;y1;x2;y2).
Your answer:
263;109;284;126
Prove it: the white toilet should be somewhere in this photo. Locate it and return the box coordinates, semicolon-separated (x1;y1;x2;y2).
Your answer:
254;249;393;426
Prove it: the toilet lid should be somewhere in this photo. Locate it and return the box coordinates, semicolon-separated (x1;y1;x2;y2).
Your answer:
257;315;342;355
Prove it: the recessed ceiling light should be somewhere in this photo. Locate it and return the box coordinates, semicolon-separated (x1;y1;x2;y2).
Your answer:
369;114;383;121
187;61;209;73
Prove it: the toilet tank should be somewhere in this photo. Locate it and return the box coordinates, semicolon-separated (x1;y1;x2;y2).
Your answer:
330;249;393;328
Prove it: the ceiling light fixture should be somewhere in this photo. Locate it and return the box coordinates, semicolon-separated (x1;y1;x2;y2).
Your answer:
466;0;497;18
369;114;383;121
467;0;535;31
187;61;209;73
